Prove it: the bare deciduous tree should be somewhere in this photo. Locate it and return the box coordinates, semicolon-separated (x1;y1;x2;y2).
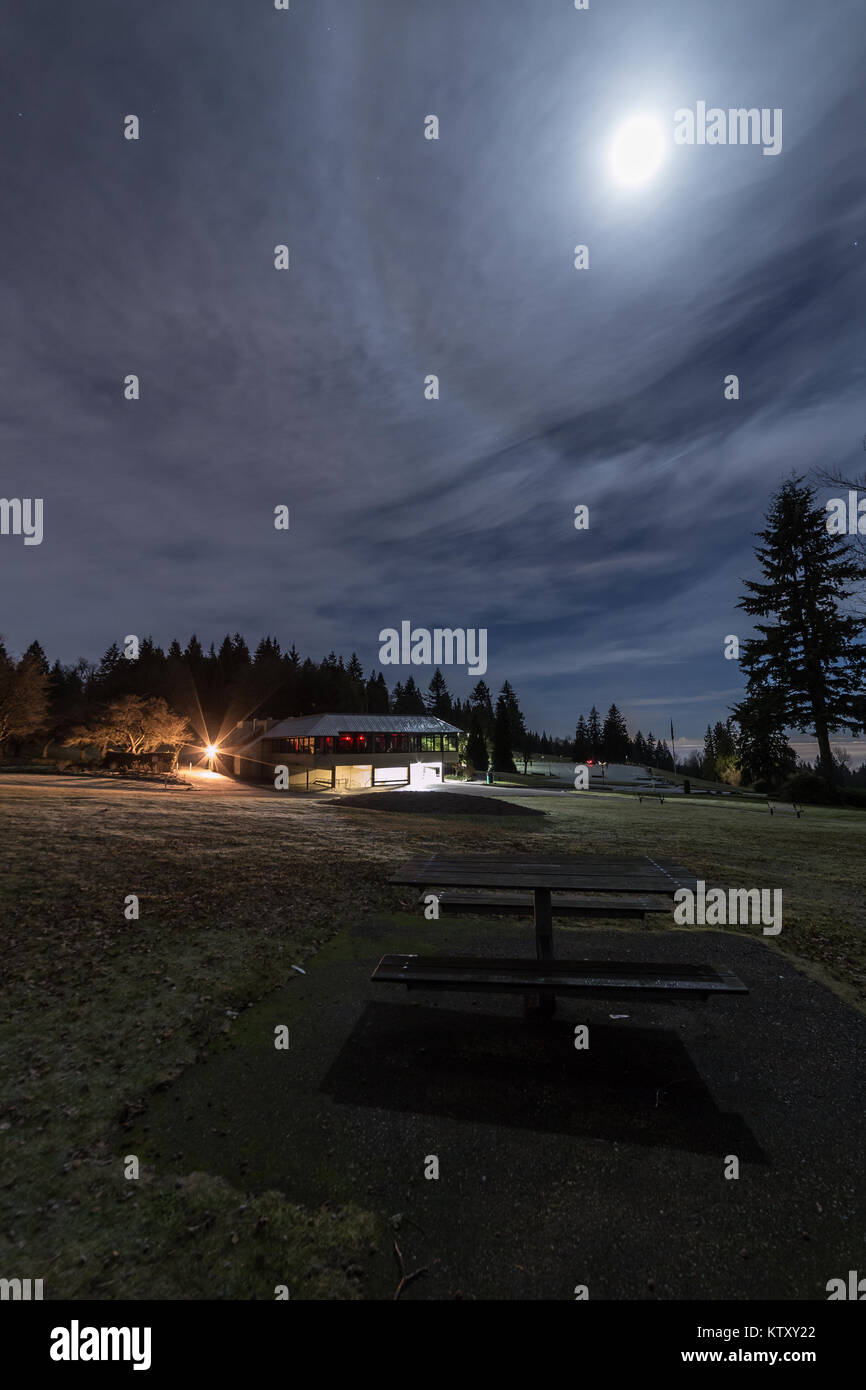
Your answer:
69;695;191;765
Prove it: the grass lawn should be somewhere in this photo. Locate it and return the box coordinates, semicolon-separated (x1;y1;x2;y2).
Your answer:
1;774;863;1299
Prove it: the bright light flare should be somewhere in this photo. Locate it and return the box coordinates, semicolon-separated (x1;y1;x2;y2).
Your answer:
609;115;665;187
205;743;218;758
409;762;440;789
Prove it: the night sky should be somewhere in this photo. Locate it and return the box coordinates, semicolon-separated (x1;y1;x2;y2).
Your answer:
3;0;865;749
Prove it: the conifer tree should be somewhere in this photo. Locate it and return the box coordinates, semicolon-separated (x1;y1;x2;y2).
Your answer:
497;681;526;761
24;640;49;675
467;679;494;738
492;692;516;772
346;653;366;710
466;711;489;772
587;706;602;760
735;477;866;780
701;725;716;778
601;703;629;762
734;686;797;788
426;667;453;719
572;714;590;761
393;675;425;714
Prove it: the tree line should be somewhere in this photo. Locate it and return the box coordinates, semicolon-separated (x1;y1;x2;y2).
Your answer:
571;705;674;770
0;632;666;775
1;475;863;788
0;634;561;770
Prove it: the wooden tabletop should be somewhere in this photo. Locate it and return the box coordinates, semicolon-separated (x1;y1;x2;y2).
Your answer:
389;853;698;894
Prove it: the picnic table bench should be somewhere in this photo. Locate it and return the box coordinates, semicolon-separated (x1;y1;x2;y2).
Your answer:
637;789;666;804
374;854;747;1017
767;799;803;818
374;955;747;1000
425;890;668;920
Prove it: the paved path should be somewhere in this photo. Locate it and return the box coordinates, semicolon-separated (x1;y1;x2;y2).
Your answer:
136;920;866;1300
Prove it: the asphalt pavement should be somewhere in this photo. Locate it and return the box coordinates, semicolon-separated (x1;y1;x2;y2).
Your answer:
136;917;866;1300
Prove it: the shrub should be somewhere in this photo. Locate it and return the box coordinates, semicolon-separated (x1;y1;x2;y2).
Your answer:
778;772;840;805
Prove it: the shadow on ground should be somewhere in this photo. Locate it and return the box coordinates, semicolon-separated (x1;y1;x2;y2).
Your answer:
129;917;866;1300
321;1002;764;1159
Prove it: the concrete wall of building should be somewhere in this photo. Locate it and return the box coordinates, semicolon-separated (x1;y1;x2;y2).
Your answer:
226;742;445;789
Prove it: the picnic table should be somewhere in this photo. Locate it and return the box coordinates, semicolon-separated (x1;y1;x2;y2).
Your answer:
373;853;747;1016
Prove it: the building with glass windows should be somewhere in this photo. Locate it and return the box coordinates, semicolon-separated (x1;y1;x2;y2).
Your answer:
221;713;461;790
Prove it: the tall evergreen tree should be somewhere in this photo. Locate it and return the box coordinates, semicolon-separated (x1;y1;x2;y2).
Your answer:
298;657;319;711
466;711;489;772
376;672;390;713
652;736;671;769
185;635;205;672
333;655;357;713
318;651;342;709
365;670;389;713
217;634;235;682
735;477;866;780
467;679;494;738
24;640;49;675
587;706;602;760
497;681;526;751
601;703;629;762
393;675;425;714
735;686;797;789
711;718;738;779
492;688;517;772
572;714;590;762
701;725;716;778
0;647;49;748
426;667;453;719
48;658;68;701
346;653;366;710
96;643;123;694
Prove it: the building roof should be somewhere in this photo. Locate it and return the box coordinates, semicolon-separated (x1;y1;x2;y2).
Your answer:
227;712;460;750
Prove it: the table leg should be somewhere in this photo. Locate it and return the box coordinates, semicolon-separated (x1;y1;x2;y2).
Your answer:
525;887;555;1018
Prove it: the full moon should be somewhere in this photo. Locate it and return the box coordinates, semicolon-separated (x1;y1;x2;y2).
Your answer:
609;115;666;187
